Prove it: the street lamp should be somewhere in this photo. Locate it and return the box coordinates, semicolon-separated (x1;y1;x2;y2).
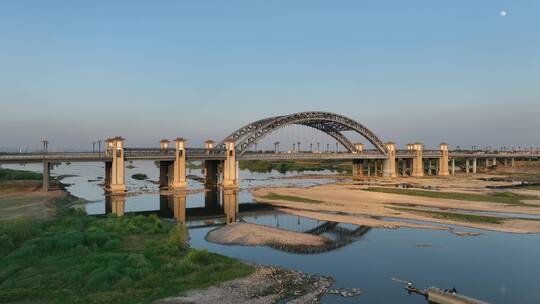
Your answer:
98;140;102;154
92;142;96;153
41;139;48;154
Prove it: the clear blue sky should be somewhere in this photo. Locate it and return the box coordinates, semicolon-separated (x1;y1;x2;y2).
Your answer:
0;1;538;150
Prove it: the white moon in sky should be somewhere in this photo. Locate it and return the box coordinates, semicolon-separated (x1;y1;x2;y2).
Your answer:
500;10;507;17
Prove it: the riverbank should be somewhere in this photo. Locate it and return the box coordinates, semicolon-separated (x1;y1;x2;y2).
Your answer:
0;169;331;303
251;173;540;234
157;264;332;304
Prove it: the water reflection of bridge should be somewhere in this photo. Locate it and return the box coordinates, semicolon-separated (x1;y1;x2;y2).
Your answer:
104;187;371;254
270;221;371;254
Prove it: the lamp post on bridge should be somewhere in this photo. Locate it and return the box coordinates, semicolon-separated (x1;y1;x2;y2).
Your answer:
310;143;313;152
297;141;300;152
317;142;320;153
41;139;48;154
98;140;102;154
293;143;296;153
326;143;329;153
92;142;96;153
335;142;338;153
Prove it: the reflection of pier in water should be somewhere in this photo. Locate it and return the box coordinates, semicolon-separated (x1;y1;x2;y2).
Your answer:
105;188;371;254
104;187;274;225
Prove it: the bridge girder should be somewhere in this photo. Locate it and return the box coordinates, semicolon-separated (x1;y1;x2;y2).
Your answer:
217;111;388;156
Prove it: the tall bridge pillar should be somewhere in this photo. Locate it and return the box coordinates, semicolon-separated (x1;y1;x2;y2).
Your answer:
106;194;126;216
451;158;455;175
472;158;477;173
352;143;364;177
383;142;396;178
170;138;187;190
42;162;50;191
222;139;238;188
438;143;449;176
408;143;424;177
159;161;171;188
465;159;471;173
105;137;126;193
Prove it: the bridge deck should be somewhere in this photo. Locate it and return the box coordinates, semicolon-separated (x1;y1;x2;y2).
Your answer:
0;149;539;163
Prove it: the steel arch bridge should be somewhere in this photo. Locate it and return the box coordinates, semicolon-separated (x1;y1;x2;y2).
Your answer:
216;111;388;156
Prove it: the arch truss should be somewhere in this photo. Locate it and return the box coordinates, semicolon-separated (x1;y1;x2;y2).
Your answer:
217;111;388;156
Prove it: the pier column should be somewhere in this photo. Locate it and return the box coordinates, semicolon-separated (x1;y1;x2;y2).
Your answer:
511;158;515;167
383;142;397;178
465;159;470;173
451;158;455;175
222;139;238;188
472;158;477;174
492;158;497;166
408;143;424;177
486;158;490;169
106;137;125;193
170;138;187;190
438;143;449;176
367;160;372;176
352;143;364;178
159;161;170;188
42;162;50;191
352;159;363;177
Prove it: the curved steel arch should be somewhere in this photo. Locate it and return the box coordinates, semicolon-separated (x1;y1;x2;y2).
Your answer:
218;111;388;156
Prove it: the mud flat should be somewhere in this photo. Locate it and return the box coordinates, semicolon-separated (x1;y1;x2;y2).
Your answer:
157;264;333;304
206;222;331;247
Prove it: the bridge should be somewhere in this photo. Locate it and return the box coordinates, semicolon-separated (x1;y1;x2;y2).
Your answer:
1;111;539;192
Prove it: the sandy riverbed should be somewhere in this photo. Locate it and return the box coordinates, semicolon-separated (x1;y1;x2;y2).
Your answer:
250;174;540;234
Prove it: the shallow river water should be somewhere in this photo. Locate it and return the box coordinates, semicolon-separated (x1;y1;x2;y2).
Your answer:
4;161;540;303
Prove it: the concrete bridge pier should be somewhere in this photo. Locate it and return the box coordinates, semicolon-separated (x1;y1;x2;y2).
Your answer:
439;143;449;176
222;139;238;188
105;137;126;193
159;161;172;188
511;158;515;167
169;138;187;190
485;158;491;169
465;159;471;173
472;158;477;173
352;159;363;177
451;158;455;175
352;143;364;177
383;142;396;178
408;143;424;177
42;162;50;191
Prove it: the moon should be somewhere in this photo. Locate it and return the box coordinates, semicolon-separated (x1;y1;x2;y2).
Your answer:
500;10;507;17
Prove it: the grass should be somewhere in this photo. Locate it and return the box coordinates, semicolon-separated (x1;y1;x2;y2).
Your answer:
392;207;504;224
365;187;538;206
0;211;254;303
260;192;325;204
0;168;42;181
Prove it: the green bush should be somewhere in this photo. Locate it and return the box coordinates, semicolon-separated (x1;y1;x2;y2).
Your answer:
167;224;189;250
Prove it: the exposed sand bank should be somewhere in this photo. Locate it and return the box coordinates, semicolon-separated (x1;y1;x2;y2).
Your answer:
206;222;331;247
250;174;540;233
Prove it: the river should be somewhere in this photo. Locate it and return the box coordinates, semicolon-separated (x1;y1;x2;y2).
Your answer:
4;161;540;303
